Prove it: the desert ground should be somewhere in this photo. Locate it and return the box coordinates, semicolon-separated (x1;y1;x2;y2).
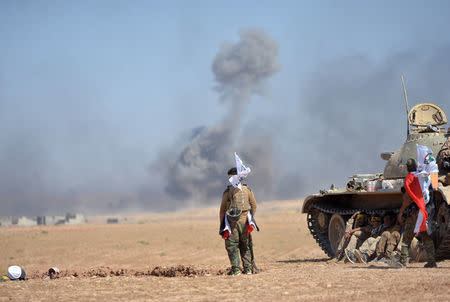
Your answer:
1;200;449;302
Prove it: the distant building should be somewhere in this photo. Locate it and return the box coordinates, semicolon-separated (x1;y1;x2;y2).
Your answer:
17;216;37;227
106;217;136;224
36;215;66;226
66;213;85;225
0;213;85;227
107;218;119;224
0;217;13;227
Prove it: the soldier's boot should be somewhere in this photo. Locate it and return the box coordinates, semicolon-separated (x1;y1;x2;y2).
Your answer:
227;267;242;276
385;241;397;256
251;261;260;274
384;242;400;262
345;249;358;264
385;252;400;263
423;236;437;268
375;252;385;261
424;261;437;268
354;250;369;264
370;252;387;264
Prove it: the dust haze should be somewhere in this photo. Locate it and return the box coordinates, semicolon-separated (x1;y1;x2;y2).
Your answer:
1;31;450;215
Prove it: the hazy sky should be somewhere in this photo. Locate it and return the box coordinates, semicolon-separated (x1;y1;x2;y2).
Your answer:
1;1;450;215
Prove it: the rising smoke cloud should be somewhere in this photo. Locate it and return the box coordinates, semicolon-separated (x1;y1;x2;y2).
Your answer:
154;28;280;207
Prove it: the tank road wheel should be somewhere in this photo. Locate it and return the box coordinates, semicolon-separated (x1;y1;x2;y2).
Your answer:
328;214;345;257
316;211;328;232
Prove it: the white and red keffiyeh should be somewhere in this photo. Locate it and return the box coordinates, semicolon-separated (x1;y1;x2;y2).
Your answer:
229;153;251;190
414;144;439;233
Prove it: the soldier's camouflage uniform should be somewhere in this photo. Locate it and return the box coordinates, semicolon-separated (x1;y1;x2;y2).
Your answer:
335;216;369;260
219;184;257;272
375;224;401;258
355;223;386;257
355;223;401;259
400;207;435;264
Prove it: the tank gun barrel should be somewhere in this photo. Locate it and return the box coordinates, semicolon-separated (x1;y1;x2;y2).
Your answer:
401;75;410;137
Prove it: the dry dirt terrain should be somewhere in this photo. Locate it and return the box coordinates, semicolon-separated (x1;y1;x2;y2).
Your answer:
1;200;449;301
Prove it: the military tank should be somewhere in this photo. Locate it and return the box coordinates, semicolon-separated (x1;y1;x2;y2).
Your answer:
302;102;450;260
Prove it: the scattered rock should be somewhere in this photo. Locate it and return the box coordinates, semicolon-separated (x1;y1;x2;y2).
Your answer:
150;265;208;277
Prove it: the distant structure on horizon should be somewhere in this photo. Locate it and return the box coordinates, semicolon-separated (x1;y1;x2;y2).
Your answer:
0;213;86;227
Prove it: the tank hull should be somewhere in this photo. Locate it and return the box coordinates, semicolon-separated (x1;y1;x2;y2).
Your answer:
303;190;403;215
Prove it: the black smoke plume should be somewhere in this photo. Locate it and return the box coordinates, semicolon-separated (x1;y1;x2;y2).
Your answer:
155;28;280;207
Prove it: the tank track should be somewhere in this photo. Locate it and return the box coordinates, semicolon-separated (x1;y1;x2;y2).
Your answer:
306;210;333;257
307;201;450;260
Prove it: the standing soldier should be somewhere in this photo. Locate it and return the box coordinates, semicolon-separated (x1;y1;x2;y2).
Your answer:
397;158;437;268
219;167;257;276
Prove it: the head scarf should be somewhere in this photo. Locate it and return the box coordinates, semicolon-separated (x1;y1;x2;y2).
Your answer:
7;266;25;280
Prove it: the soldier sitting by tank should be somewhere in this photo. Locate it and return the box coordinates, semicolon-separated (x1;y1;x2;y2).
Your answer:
344;214;385;263
353;212;401;264
334;211;369;262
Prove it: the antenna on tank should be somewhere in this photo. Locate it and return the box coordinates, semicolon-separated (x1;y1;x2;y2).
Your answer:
401;75;410;137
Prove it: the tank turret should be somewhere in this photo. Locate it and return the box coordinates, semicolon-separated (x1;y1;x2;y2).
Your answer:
383;103;447;179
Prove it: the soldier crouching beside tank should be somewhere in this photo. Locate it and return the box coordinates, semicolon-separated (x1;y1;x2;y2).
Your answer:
334;211;369;262
345;214;385;263
374;212;401;261
351;212;401;264
396;158;437;268
219;167;257;276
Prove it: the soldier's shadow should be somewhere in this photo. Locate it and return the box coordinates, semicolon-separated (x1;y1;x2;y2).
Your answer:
277;258;330;263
